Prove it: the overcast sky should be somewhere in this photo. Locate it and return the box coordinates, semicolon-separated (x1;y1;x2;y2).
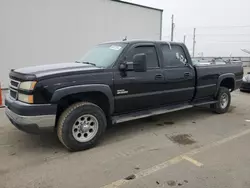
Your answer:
125;0;250;57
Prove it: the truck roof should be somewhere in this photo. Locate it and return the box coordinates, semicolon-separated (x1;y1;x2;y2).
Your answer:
101;40;184;46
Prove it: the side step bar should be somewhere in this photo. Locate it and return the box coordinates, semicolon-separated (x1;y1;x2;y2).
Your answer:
112;104;193;124
193;100;217;106
112;100;218;124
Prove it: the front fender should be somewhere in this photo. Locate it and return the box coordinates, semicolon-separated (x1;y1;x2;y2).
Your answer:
50;84;114;114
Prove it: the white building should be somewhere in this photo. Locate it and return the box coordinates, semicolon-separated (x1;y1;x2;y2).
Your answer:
0;0;163;88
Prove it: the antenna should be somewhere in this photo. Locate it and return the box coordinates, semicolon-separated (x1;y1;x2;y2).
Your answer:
123;36;127;41
166;42;172;50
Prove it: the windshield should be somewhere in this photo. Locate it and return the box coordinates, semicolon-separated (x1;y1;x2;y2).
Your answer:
77;43;127;67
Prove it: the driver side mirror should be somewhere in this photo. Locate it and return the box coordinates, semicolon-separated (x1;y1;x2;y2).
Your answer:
133;53;147;72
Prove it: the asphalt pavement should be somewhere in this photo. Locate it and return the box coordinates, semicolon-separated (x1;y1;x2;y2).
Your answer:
0;68;249;188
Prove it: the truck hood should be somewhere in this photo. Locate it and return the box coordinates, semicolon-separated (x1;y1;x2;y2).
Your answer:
10;62;102;80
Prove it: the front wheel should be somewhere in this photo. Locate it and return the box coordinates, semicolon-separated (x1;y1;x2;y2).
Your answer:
211;87;231;114
57;102;107;151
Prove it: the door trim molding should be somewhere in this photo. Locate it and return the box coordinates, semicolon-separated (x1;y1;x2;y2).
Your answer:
114;87;195;100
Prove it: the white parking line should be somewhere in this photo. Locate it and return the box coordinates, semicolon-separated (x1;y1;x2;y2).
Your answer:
101;156;183;188
101;128;250;188
181;155;203;167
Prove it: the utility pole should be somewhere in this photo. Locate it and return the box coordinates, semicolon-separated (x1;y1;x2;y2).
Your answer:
183;35;186;44
171;15;175;41
192;28;196;57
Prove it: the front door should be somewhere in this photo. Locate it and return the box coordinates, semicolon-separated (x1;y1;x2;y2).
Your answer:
113;43;165;114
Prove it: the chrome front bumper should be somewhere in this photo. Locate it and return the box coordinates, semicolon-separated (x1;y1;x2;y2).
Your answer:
5;107;56;134
5;94;57;134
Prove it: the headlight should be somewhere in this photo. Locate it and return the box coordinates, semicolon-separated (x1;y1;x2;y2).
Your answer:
19;81;37;91
18;93;34;104
243;76;247;82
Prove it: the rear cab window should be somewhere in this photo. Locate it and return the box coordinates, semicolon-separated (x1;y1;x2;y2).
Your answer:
160;44;188;67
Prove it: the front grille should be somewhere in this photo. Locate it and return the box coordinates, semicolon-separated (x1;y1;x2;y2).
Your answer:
10;80;19;88
10;89;17;99
9;79;20;89
9;78;20;100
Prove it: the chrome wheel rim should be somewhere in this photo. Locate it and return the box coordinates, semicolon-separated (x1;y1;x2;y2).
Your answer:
220;93;229;109
72;114;99;142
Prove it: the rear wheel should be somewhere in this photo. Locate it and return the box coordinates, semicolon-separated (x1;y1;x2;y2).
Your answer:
211;87;231;114
57;102;107;151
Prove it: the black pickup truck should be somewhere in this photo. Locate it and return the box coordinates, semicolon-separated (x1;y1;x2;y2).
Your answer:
5;40;243;151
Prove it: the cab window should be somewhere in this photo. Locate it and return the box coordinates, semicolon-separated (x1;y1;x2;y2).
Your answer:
127;46;159;68
161;44;187;67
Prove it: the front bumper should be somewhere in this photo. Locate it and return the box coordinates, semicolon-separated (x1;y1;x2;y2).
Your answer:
240;82;250;91
5;95;57;134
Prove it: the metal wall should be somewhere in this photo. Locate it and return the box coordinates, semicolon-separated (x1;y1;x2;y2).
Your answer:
0;0;162;88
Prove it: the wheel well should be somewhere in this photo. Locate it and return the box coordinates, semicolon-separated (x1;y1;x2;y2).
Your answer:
56;92;110;125
220;78;235;91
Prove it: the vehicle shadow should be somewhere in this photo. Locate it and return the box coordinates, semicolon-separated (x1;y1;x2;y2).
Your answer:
3;130;64;151
102;107;213;146
3;106;214;152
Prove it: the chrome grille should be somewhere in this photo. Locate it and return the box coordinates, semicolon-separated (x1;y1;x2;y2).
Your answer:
9;79;20;100
10;80;19;88
9;79;20;89
10;89;17;99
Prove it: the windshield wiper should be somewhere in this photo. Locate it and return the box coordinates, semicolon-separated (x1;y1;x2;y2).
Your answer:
75;61;96;66
82;61;97;66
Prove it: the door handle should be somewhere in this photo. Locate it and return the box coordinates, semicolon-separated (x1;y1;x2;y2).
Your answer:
184;72;191;77
155;74;164;80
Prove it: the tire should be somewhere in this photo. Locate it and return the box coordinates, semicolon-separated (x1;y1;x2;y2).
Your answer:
211;87;231;114
57;102;107;151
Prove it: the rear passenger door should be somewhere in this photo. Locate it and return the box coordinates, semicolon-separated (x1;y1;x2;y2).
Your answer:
160;44;196;104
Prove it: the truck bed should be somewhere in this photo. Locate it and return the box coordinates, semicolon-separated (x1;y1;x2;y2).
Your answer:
194;63;243;99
